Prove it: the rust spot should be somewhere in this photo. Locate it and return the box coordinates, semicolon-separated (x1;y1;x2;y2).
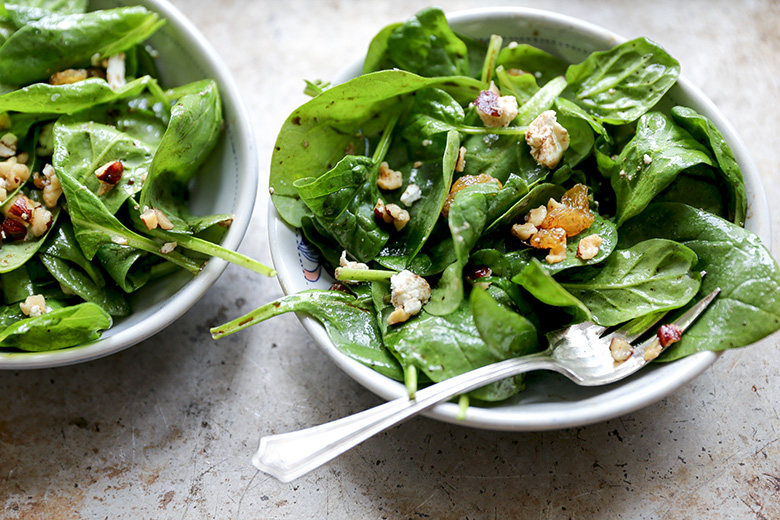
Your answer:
291;116;301;125
159;490;175;510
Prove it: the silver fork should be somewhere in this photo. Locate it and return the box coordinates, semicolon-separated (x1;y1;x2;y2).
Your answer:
254;288;720;482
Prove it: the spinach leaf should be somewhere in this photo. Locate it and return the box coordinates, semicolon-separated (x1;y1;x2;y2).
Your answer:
516;76;567;126
0;6;165;86
495;43;568;86
381;298;524;402
376;130;458;270
565;38;680;124
39;253;130;316
670;106;746;225
619;202;780;360
94;242;151;293
0;205;60;273
489;183;564;231
211;289;403;380
559;238;701;326
495;65;539;105
295;155;388;263
509;213;618;276
55;164;202;273
611;111;714;225
0;301;111;351
512;258;592;323
0;76;153;114
385;7;470;78
362;22;402;73
53;119;152;214
270;70;482;227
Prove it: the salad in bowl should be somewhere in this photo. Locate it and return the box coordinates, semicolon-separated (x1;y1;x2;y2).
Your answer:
216;7;778;430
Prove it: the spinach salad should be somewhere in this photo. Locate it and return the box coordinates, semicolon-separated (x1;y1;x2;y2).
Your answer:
214;8;780;405
0;1;273;352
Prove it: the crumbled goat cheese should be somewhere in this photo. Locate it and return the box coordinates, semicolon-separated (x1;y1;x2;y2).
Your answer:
474;84;519;128
339;250;369;270
525;110;570;169
106;53;127;90
387;270;431;325
643;153;653;165
400;184;422;207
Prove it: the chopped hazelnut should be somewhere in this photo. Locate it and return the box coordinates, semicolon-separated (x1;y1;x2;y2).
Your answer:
49;69;89;85
577;234;603;260
95;160;123;196
545;244;567;264
644;338;663;362
657;324;683;347
0;133;18;158
41;164;63;208
511;222;537;241
105;53;126;90
377;161;403;190
385;203;410;231
20;294;47;317
373;198;394;224
29;206;53;237
455;146;467;173
526;205;547;227
609;337;633;363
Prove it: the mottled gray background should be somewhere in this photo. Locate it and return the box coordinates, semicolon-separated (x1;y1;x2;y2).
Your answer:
3;0;780;518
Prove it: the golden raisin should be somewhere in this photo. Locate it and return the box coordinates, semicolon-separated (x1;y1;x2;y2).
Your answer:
442;173;502;217
540;183;594;237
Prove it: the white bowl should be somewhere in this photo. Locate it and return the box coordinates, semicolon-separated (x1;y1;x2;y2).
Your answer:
269;7;771;431
0;0;257;369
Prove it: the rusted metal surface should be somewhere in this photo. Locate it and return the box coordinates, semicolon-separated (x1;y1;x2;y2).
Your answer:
2;0;779;518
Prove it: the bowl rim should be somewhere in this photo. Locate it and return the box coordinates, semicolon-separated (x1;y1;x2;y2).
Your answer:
0;0;258;370
268;6;771;430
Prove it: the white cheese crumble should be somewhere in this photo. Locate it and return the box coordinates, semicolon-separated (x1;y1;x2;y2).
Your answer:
400;184;422;207
387;270;431;325
525;110;570;169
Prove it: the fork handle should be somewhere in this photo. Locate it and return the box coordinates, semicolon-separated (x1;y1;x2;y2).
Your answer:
253;351;555;482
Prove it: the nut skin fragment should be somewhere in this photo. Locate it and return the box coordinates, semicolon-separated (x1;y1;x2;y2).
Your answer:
657;324;682;347
95;160;123;196
377;162;403;190
609;337;634;363
525;110;570;169
577;234;603;260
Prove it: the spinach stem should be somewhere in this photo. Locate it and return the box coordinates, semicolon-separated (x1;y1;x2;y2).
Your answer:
335;267;396;282
153;231;276;277
480;34;503;87
457;394;470;420
370;109;402;166
458;125;528;136
405;364;418;399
